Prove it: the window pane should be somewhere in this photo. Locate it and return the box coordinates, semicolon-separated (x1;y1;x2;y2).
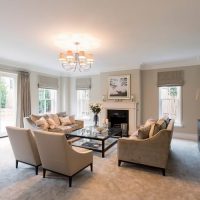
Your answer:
38;88;57;114
159;86;182;126
77;89;90;125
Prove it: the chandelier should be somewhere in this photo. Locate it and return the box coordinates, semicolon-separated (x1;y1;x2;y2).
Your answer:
58;42;94;72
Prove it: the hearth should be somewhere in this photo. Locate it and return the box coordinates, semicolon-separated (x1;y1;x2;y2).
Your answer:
107;109;129;131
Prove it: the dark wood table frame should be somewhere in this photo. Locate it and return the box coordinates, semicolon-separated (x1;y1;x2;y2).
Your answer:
69;129;120;158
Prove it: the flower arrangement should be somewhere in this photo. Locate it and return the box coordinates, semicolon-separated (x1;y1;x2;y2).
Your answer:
89;103;102;114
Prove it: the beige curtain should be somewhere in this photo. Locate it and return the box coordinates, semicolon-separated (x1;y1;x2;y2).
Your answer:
17;71;31;127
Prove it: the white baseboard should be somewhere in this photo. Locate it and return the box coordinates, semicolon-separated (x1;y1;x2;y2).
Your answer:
173;132;197;141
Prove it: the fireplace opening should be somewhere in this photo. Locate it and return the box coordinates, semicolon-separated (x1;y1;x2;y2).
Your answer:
107;109;129;131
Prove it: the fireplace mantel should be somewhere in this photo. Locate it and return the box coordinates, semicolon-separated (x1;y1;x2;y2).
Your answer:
101;101;137;134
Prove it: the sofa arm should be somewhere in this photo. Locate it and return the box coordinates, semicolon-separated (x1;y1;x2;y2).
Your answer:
75;120;84;129
118;130;172;168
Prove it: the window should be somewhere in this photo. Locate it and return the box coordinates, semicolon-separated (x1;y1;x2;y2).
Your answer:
159;86;182;126
77;90;90;123
39;88;57;114
0;72;17;137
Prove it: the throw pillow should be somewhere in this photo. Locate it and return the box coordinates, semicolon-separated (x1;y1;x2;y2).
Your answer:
138;125;151;139
30;114;41;124
48;114;60;126
69;115;76;124
47;118;58;129
157;118;167;130
59;116;72;126
149;123;161;138
35;117;49;130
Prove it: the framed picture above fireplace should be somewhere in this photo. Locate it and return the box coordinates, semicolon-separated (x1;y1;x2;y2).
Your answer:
108;75;131;99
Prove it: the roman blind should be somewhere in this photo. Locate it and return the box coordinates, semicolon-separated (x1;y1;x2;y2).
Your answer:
76;78;91;90
157;70;184;87
38;75;58;90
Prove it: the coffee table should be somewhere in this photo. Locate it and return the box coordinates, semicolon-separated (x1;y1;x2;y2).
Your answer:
69;127;121;157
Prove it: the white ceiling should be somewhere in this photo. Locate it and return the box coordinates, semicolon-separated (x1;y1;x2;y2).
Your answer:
0;0;200;76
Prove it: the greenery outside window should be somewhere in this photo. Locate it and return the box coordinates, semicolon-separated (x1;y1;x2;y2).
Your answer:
39;88;57;114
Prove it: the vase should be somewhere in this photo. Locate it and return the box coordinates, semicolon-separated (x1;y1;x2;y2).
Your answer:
93;113;99;127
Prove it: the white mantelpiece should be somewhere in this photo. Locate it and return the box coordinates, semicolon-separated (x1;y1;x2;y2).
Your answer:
101;101;137;134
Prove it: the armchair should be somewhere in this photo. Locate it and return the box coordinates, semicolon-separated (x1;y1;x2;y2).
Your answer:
34;130;93;187
6;126;41;175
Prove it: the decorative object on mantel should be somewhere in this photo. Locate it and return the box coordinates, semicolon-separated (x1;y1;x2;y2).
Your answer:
131;94;135;102
58;42;94;72
102;95;106;102
89;103;102;127
108;75;131;100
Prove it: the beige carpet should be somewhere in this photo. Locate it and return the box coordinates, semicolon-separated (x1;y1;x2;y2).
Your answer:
0;137;200;200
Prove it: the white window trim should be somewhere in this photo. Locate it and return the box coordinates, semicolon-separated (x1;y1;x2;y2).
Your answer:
158;86;183;127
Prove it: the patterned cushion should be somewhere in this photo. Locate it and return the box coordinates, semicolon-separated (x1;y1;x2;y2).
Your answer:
59;116;72;126
149;123;161;137
157;118;167;130
35;117;49;130
138;125;151;139
48;114;60;126
47;118;58;129
69;115;76;124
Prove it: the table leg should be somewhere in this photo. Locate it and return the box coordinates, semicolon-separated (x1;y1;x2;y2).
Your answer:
102;140;105;158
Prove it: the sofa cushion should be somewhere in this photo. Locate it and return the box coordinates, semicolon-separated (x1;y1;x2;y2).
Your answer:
157;118;167;130
59;116;72;126
138;125;151;139
69;115;76;124
149;123;161;138
47;118;58;129
48;114;60;126
35;117;49;130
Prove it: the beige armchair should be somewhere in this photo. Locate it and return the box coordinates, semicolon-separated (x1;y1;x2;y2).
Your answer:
34;130;93;187
6;126;41;175
117;119;174;175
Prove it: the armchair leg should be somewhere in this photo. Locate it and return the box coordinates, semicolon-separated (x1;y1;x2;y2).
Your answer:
118;160;122;167
35;166;39;175
16;160;18;168
43;169;46;178
90;163;93;172
69;176;72;187
162;168;166;176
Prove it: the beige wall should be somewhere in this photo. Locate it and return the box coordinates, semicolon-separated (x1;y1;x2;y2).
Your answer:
141;65;200;134
69;69;141;125
100;69;141;125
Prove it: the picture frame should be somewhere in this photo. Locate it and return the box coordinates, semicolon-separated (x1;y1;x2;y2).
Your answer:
107;75;131;99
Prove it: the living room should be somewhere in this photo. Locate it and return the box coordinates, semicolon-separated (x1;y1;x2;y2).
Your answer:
0;0;200;199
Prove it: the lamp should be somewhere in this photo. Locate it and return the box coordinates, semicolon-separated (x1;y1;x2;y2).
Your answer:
59;42;94;72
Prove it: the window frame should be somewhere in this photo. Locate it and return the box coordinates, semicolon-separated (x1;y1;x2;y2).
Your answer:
76;89;90;123
158;86;183;127
38;88;57;114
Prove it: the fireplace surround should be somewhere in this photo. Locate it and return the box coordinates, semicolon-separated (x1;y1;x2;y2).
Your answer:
101;102;137;135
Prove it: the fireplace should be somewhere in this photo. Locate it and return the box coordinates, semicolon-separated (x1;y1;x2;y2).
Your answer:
107;109;129;131
101;101;137;135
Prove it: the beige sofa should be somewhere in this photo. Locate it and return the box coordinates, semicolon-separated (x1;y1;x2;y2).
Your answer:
117;119;174;175
23;112;84;135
